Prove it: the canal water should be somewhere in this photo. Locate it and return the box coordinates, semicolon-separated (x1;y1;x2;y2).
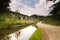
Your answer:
1;25;37;40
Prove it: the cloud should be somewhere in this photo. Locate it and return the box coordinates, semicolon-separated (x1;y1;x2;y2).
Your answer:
34;0;53;16
9;0;35;16
34;0;60;16
9;0;60;16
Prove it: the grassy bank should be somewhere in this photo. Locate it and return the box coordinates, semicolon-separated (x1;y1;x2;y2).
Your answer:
0;24;30;39
0;20;33;28
0;12;36;28
29;28;43;40
42;17;60;26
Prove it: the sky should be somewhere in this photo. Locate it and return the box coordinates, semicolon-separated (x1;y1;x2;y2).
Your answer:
17;0;40;8
9;0;60;16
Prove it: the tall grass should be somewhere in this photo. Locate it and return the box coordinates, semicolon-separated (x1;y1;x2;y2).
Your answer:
0;12;34;28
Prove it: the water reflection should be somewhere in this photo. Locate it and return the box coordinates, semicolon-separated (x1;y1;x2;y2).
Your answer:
1;25;37;40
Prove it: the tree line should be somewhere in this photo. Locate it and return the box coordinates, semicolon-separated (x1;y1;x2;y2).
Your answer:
0;0;10;12
50;1;60;20
0;0;60;20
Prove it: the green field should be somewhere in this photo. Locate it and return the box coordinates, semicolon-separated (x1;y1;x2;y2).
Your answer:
29;28;43;40
0;11;37;28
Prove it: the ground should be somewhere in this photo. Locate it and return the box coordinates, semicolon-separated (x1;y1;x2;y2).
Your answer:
36;22;60;40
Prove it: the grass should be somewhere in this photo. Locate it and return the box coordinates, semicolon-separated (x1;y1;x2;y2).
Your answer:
0;11;40;39
29;28;43;40
0;11;39;39
0;20;33;28
42;17;60;26
0;12;37;28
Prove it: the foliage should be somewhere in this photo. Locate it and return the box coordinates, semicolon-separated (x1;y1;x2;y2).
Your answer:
0;0;10;12
50;1;60;20
42;17;60;26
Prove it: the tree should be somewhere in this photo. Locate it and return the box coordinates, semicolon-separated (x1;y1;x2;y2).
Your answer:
0;0;10;12
50;1;60;20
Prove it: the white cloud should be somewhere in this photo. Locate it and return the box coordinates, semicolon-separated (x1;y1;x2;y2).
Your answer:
34;0;60;16
9;0;35;16
9;0;60;16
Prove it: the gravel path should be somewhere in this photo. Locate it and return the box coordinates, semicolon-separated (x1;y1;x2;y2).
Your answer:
36;22;60;40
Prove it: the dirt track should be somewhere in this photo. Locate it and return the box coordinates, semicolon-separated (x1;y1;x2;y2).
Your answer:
36;22;60;40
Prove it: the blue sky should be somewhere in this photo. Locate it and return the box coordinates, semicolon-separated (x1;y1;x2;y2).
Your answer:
17;0;39;8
